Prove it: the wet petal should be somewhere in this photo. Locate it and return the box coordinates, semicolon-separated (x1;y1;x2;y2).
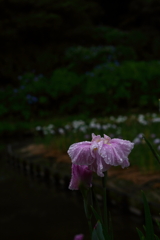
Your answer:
69;164;92;190
67;141;94;165
89;151;111;177
99;139;134;167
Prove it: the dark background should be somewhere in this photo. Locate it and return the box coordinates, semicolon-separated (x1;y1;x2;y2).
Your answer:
1;0;160;84
0;0;160;120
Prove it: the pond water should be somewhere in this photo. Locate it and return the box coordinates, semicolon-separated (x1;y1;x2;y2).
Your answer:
0;150;145;240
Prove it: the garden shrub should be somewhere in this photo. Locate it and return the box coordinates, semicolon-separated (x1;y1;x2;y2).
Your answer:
1;61;160;120
65;45;137;73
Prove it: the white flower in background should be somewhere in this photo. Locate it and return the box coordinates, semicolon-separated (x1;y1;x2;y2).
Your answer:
89;119;97;128
152;118;160;123
152;113;157;118
35;126;42;131
102;124;108;130
72;120;85;129
102;123;117;130
48;124;54;129
133;138;141;144
137;133;143;138
58;128;65;134
116;115;127;123
79;125;87;132
65;124;71;130
89;122;97;128
138;114;144;119
137;114;148;125
153;138;160;144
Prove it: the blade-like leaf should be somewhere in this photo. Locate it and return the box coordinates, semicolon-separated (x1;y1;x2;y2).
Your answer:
155;219;160;229
143;225;146;232
154;234;160;240
142;191;154;240
143;136;160;164
136;228;145;240
92;187;103;222
91;205;103;224
92;221;105;240
91;206;109;239
92;228;99;240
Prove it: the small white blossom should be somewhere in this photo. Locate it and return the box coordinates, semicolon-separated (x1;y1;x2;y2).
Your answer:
137;133;143;138
48;124;54;129
133;138;141;144
153;139;160;144
137;114;148;125
102;124;108;130
116;116;127;123
58;128;65;134
35;126;42;131
79;126;87;132
152;118;160;123
72;120;85;129
152;113;157;118
65;124;71;130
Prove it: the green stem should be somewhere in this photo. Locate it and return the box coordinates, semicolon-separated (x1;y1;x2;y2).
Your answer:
87;218;92;237
82;188;93;237
102;171;108;236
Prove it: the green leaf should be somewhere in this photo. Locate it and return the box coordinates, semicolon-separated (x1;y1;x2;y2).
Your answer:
143;225;146;232
92;229;99;240
156;219;160;229
136;228;145;240
90;205;103;224
143;136;160;165
91;188;103;222
142;191;154;240
154;234;160;240
92;221;105;240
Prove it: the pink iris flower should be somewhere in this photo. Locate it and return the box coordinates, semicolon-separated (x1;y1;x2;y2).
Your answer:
73;234;84;240
68;133;134;177
69;164;92;190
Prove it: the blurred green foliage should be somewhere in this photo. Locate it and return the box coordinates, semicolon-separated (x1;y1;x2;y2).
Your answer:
1;60;160;120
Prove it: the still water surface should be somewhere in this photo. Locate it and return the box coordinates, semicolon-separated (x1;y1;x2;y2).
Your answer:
0;154;143;240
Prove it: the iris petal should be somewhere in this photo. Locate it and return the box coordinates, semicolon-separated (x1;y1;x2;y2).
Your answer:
67;134;134;177
68;141;94;165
